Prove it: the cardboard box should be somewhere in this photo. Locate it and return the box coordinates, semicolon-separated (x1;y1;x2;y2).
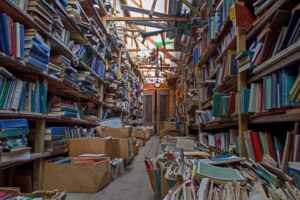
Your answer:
69;137;118;158
132;127;146;139
159;129;181;137
43;157;111;193
116;138;134;159
146;169;169;199
100;126;132;138
164;122;177;131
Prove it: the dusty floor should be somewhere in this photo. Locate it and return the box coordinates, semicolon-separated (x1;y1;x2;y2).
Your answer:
67;136;160;200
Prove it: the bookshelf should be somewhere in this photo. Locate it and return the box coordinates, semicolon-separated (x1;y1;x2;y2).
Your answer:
178;0;300;167
0;0;118;190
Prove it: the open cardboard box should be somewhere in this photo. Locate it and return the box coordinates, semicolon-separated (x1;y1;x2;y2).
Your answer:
43;157;110;193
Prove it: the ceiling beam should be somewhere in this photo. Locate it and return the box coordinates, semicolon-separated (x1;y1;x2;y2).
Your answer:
127;49;179;52
130;0;140;7
149;0;158;17
127;21;177;30
121;4;170;18
180;0;201;16
106;17;190;22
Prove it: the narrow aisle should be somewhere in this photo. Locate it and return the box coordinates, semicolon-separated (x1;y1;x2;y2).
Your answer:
67;136;160;200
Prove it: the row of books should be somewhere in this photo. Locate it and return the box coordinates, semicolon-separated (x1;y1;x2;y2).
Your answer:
9;0;29;12
244;122;299;168
238;9;300;72
200;129;239;154
0;68;47;113
212;92;237;117
0;12;25;58
215;51;237;86
0;119;29;152
195;109;213;124
44;126;93;153
240;68;298;114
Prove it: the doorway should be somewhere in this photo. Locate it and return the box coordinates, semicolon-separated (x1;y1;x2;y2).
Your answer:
143;90;170;134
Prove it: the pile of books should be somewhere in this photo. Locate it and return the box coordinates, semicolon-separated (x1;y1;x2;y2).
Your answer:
200;129;239;153
195;110;213;124
244;122;300;166
24;30;50;71
48;102;79;118
0;13;25;58
0;68;47;113
216;51;237;86
0;119;30;162
44;127;68;153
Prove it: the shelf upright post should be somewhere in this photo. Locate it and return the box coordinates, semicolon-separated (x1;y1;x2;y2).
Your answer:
236;1;248;157
33;109;46;190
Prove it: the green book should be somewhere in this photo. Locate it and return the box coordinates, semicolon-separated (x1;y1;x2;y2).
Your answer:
0;79;12;109
0;127;29;138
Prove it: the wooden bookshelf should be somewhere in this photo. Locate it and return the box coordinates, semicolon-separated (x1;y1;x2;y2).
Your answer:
0;0;112;191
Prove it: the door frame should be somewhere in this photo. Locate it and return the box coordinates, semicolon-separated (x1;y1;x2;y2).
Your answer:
143;90;155;127
156;89;170;135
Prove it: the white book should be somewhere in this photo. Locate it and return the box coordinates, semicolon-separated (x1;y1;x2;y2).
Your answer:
248;83;257;113
14;23;21;58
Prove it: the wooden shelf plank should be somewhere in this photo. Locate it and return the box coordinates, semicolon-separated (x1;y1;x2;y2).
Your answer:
202;117;238;131
246;0;288;40
0;150;68;171
249;40;300;83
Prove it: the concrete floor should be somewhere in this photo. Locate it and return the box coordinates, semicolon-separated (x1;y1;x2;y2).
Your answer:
67;136;160;200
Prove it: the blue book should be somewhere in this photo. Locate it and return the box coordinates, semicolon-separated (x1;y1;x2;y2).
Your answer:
29;50;49;64
31;82;35;112
0;119;28;129
19;24;25;58
0;13;8;53
18;81;27;110
40;82;47;113
271;73;278;108
34;80;40;112
0;13;4;52
27;56;48;70
3;79;14;109
46;127;66;134
283;69;296;106
242;88;251;113
31;38;50;54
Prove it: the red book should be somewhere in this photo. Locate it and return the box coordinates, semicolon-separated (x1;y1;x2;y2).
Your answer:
9;17;15;56
266;132;277;161
228;92;236;114
250;131;262;162
289;122;300;161
234;3;255;31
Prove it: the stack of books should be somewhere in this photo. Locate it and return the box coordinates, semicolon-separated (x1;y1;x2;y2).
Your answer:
0;119;30;162
0;68;47;113
75;45;94;65
78;71;97;95
48;62;62;79
200;129;239;153
24;30;50;71
9;0;29;11
195;110;213;123
211;92;237;117
0;13;25;58
44;127;68;153
27;0;55;34
90;58;106;79
52;12;65;42
48;102;79;118
66;126;93;139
